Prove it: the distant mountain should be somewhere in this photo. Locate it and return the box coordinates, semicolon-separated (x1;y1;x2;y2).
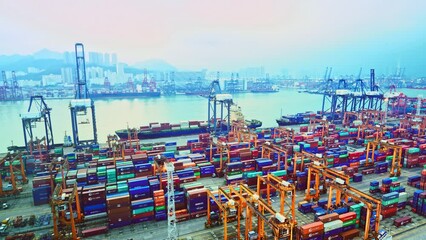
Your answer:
33;49;63;60
0;49;66;72
133;59;176;71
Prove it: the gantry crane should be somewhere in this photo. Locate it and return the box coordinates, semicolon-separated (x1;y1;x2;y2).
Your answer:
327;179;382;240
210;140;229;175
342;111;360;127
261;142;288;170
51;183;83;240
229;184;293;240
0;152;27;196
208;74;233;135
272;127;294;144
308;117;330;138
70;43;98;147
21;96;54;152
237;128;258;148
291;150;325;176
356;123;384;140
205;187;241;240
304;160;349;202
360;110;386;125
49;157;69;194
126;127;140;151
399;115;426;137
257;174;296;232
154;155;177;240
366;140;402;176
231;120;246;136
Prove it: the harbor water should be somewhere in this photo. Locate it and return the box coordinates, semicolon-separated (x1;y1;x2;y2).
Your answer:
0;88;424;150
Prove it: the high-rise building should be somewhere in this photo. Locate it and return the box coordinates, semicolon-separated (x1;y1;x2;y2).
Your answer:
61;68;74;83
111;53;118;65
104;53;110;66
88;52;104;65
116;63;125;82
63;51;73;65
42;74;62;86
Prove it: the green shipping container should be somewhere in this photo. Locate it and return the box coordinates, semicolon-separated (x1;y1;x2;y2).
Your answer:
342;219;357;227
155;205;166;211
271;170;287;177
132;207;154;215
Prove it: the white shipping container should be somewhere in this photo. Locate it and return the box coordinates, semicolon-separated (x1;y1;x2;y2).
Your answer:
324;220;343;232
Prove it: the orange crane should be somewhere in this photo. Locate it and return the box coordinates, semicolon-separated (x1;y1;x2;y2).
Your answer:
327;179;382;240
366;140;402;176
126;127;140;151
309;117;329;138
272;127;294;144
304;160;349;202
231;120;246;135
343;111;360;127
209;140;230;175
229;184;294;240
0;152;26;196
357;124;384;141
51;182;83;240
261;142;288;170
257;174;296;230
49;158;69;193
205;187;242;240
399;115;426;137
291;150;324;176
360;110;386;125
237;128;258;148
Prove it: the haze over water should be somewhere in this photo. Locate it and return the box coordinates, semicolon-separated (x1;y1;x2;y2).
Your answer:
0;88;424;151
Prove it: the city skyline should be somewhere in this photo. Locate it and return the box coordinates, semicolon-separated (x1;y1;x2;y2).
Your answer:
0;1;425;77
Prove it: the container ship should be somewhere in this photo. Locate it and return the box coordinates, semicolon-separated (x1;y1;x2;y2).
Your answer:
115;120;209;140
276;111;319;126
250;85;279;93
90;90;160;99
116;105;262;140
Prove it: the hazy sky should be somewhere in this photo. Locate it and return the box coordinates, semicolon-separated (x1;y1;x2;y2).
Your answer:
0;0;425;76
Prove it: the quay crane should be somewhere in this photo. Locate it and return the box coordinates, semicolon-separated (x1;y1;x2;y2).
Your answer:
70;43;98;148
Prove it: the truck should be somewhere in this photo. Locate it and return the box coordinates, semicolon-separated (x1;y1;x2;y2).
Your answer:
248;231;258;240
0;224;8;236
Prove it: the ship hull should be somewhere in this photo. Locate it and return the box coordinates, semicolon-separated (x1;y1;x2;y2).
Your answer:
90;92;161;99
116;127;208;140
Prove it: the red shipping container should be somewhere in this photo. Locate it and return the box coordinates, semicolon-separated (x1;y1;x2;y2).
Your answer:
339;212;357;222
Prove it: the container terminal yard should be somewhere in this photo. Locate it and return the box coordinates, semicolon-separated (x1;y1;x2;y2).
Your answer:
0;43;426;240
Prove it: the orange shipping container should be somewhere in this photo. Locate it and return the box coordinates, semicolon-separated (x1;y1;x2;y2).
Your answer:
300;221;324;236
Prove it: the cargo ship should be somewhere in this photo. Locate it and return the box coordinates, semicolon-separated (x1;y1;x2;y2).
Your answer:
116;104;262;140
276;111;318;126
250;85;279;93
90;90;160;99
115;120;209;140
